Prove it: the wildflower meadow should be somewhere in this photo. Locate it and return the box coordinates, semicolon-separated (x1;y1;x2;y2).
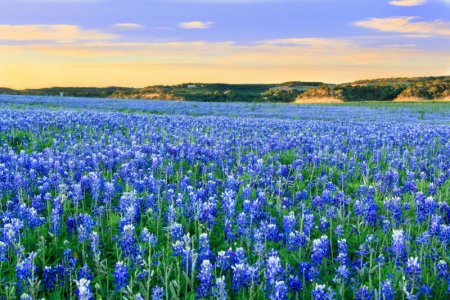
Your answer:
0;96;449;299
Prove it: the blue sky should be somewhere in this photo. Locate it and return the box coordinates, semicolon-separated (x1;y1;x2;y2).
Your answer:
0;0;449;88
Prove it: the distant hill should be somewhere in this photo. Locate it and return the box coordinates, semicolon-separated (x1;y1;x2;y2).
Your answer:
109;82;326;102
0;87;19;95
351;76;450;86
297;76;450;102
1;76;448;102
2;87;137;98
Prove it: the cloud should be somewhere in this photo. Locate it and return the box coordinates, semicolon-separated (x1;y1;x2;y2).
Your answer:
389;0;427;6
354;17;450;36
178;21;214;29
113;23;144;30
257;38;352;49
0;35;448;89
0;24;116;42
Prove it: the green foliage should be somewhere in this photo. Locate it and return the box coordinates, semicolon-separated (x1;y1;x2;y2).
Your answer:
398;79;450;100
299;85;335;99
6;87;137;98
340;85;404;101
6;130;31;152
261;89;302;102
1;129;55;154
112;84;276;102
300;77;449;102
0;88;19;95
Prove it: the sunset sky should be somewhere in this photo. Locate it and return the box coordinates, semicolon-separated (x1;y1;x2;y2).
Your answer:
0;0;449;88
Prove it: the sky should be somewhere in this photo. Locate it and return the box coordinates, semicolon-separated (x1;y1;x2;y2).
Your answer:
0;0;449;88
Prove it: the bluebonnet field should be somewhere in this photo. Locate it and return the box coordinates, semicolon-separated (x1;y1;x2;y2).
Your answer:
0;95;449;299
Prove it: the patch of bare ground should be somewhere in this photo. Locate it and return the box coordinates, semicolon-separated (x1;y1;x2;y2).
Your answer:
394;97;450;103
294;97;344;104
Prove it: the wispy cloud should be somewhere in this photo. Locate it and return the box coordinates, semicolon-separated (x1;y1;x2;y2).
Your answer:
178;21;214;29
354;17;450;36
113;23;144;30
389;0;427;6
257;38;352;49
0;24;116;42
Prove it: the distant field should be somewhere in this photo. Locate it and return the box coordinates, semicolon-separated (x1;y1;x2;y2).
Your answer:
1;95;449;120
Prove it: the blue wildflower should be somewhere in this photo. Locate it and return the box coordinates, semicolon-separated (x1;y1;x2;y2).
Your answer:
0;241;8;261
334;225;344;237
42;264;65;291
198;233;213;265
265;252;283;287
287;275;302;292
391;229;406;264
16;252;37;292
113;261;129;291
213;276;227;300
89;231;101;259
197;260;214;298
140;228;157;246
152;286;165;300
287;231;306;251
169;222;184;241
405;257;421;281
232;263;251;291
75;278;93;300
311;235;330;265
282;211;296;234
311;284;334;299
78;264;93;281
119;223;138;260
356;285;373;300
270;281;288;300
216;249;232;271
380;280;395;300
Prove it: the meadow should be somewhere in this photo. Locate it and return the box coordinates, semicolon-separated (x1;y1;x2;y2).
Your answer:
0;95;449;299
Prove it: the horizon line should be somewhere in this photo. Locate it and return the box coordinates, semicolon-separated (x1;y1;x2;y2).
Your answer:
2;74;449;90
